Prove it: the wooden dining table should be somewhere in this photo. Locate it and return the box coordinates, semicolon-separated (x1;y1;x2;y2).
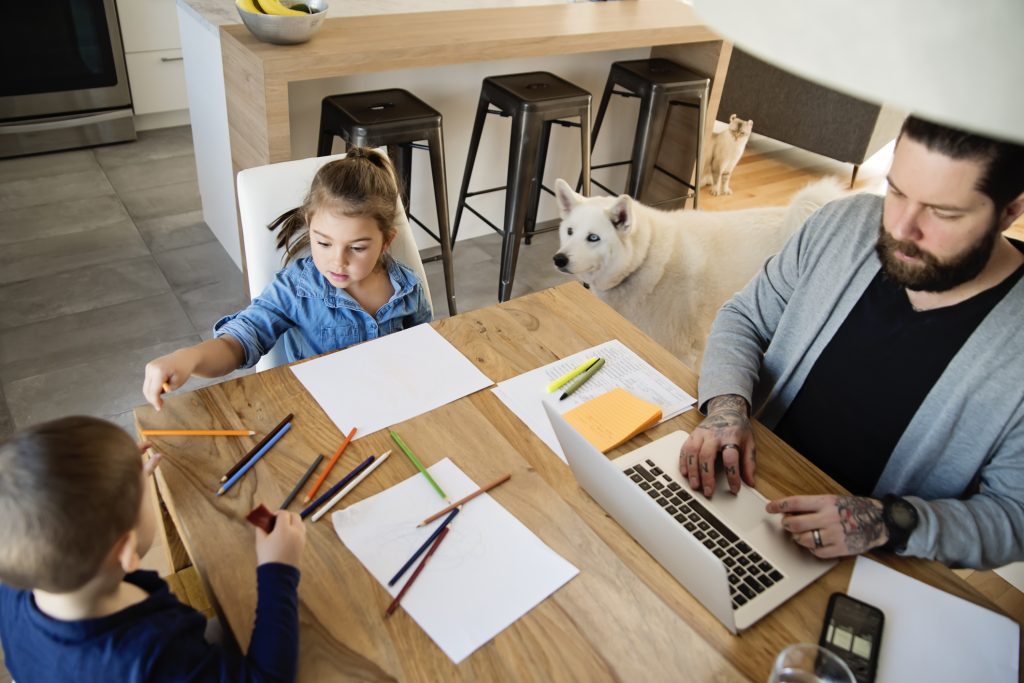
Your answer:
134;281;1010;682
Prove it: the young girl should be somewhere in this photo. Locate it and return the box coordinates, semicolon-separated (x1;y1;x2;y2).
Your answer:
143;147;432;410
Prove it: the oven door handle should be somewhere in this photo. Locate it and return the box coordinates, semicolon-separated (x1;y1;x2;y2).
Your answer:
0;109;133;134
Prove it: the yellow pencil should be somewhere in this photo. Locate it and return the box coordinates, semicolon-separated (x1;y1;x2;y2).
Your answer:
140;429;256;437
545;356;599;393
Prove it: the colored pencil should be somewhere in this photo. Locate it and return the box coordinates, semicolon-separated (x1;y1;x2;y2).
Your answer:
387;507;459;587
299;453;375;520
280;453;324;510
385;525;452;618
217;422;292;496
162;382;173;394
389;430;447;500
220;413;294;483
141;429;256;437
302;426;357;504
310;450;393;522
417;473;511;527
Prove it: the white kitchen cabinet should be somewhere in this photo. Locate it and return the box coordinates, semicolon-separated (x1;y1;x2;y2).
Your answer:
116;0;189;119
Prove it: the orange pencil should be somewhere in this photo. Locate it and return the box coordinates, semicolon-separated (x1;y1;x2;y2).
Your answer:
302;427;357;504
417;473;512;527
141;429;256;437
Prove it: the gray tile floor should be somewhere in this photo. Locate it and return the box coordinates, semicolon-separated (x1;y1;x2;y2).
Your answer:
0;126;574;440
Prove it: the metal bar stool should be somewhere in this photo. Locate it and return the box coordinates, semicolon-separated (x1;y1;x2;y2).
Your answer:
452;72;591;302
317;88;457;315
583;58;710;209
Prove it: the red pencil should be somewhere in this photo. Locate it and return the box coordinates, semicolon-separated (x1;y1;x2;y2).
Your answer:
302;426;357;504
384;525;451;618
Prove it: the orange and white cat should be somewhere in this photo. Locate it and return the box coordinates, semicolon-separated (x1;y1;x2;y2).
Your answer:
700;114;753;196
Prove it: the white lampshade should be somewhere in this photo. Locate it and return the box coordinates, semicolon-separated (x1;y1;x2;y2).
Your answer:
690;0;1024;144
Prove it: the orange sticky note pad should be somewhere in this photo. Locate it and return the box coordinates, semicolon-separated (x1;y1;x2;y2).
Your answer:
562;387;662;453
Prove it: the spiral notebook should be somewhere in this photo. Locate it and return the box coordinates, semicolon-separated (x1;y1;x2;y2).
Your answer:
563;387;662;452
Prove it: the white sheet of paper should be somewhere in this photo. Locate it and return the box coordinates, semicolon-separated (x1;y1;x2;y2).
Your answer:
847;556;1019;683
289;324;493;439
332;458;579;663
491;339;696;463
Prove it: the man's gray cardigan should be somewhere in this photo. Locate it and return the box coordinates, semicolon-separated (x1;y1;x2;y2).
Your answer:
699;193;1024;569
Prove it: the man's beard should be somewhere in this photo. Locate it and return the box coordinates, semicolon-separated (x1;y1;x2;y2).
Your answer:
875;219;999;292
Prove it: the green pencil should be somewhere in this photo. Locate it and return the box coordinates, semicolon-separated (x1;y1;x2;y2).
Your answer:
389;430;447;500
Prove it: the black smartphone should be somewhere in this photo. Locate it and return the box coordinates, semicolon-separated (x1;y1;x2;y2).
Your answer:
818;592;884;683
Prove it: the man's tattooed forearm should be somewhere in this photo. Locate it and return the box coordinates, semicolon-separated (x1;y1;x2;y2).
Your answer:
706;394;750;417
836;497;885;554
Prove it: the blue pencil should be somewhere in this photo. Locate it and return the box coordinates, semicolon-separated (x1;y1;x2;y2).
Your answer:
299;454;375;520
216;422;292;496
387;507;460;587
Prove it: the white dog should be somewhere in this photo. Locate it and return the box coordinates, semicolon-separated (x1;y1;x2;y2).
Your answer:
552;178;847;371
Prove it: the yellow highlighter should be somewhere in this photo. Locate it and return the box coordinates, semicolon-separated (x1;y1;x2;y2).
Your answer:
546;357;600;393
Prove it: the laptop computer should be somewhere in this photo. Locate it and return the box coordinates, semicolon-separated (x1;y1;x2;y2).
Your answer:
543;402;835;633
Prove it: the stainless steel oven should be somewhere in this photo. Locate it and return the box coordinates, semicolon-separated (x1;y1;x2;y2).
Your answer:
0;0;136;158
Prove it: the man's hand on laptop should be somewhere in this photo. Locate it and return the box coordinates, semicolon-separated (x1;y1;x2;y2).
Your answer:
679;394;756;498
767;495;888;558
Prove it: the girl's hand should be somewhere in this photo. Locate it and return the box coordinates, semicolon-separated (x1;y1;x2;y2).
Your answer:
255;510;306;569
143;348;198;411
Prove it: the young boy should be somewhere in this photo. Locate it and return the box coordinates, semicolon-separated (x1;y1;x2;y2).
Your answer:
0;416;306;682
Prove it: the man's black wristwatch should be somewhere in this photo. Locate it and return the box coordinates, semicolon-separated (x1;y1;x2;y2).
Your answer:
881;495;919;553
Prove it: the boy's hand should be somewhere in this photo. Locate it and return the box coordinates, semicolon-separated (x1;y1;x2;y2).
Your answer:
143;349;198;411
255;510;306;569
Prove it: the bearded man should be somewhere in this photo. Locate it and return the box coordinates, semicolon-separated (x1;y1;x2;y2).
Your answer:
679;116;1024;569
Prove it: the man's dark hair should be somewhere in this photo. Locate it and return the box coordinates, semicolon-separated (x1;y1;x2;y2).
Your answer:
900;116;1024;214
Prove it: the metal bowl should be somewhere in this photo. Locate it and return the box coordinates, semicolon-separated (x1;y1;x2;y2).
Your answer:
237;0;328;45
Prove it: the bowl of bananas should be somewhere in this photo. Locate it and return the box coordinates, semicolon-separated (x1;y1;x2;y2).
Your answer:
236;0;328;45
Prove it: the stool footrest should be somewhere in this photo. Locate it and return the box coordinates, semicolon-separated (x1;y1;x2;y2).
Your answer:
591;160;632;171
486;108;510;118
466;186;507;198
462;202;505;237
612;89;641;99
653;164;696;192
589;178;619;196
406;213;442;245
669;99;700;110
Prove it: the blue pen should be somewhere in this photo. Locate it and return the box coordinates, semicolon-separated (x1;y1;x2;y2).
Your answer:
217;422;292;496
299;454;375;519
387;507;460;587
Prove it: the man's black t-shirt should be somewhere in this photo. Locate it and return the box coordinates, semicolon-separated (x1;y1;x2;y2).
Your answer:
774;264;1024;495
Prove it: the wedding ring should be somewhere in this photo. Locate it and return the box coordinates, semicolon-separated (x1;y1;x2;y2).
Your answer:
812;529;823;548
721;443;741;452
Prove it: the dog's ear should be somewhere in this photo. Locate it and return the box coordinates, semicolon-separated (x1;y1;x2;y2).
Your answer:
554;178;582;217
607;195;632;232
729;113;737;123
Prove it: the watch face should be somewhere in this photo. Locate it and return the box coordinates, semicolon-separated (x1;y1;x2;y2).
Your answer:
889;500;917;530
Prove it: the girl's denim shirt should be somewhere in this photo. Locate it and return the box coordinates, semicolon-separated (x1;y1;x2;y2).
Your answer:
213;256;432;368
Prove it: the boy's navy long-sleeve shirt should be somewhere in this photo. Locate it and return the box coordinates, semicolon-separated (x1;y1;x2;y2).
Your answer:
0;563;299;682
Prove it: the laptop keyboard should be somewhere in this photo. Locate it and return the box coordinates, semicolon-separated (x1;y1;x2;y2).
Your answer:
623;459;784;610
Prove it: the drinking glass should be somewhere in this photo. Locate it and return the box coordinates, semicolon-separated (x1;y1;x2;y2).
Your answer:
767;643;855;683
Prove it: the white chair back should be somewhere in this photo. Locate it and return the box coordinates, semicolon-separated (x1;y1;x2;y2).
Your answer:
236;153;432;371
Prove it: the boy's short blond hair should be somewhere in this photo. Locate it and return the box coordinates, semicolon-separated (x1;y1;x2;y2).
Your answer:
0;416;142;592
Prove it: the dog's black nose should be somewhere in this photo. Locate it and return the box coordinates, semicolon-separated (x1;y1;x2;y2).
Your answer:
553;253;568;268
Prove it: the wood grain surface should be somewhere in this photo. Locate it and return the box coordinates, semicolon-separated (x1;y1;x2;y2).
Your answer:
135;282;1005;682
